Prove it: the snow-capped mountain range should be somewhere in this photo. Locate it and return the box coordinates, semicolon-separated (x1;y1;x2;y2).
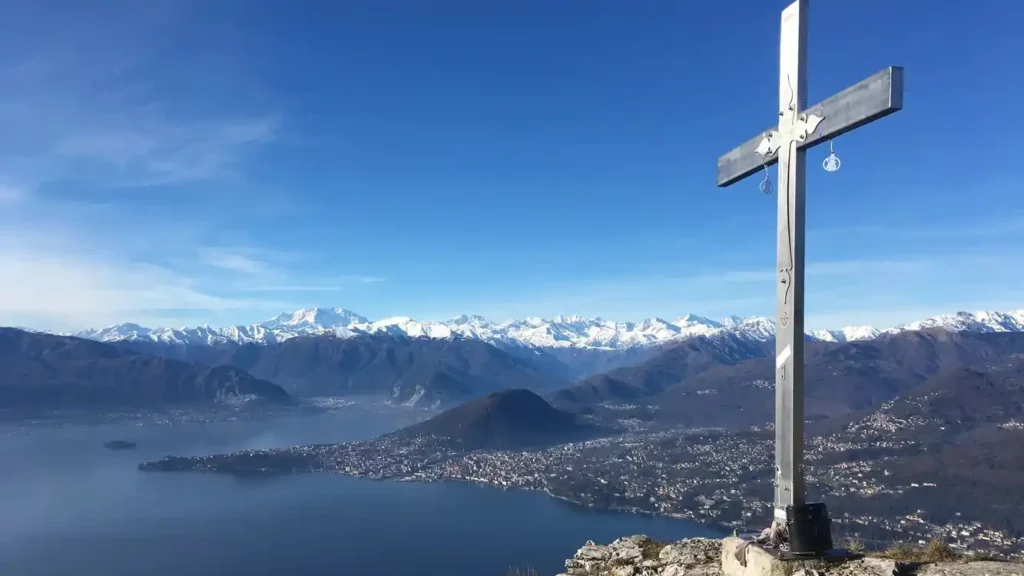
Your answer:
73;307;1024;351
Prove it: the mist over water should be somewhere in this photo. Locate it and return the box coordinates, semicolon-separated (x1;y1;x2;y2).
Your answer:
0;404;721;576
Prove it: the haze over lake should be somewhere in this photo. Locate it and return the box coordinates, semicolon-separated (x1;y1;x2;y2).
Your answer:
0;405;721;576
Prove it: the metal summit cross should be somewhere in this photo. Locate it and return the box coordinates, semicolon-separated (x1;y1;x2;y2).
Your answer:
716;0;903;555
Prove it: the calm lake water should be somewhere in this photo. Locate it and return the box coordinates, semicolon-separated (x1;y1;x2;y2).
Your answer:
0;405;722;576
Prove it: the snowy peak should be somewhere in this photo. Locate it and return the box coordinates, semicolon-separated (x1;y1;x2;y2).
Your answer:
815;325;880;342
728;316;776;341
367;317;454;339
671;314;724;338
672;314;720;328
720;316;746;329
634;317;674;332
79;323;152;343
448;314;490;326
69;307;1024;351
219;324;280;345
262;307;368;329
812;326;881;344
889;310;1024;335
75;323;235;346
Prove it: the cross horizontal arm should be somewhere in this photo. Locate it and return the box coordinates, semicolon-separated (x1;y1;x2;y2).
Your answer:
716;65;903;187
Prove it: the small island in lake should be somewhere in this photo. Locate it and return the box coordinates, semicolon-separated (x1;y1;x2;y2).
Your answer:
104;440;137;450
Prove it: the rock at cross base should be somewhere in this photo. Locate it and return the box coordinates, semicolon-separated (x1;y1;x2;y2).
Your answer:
661;539;723;566
561;535;723;576
918;562;1024;576
719;536;1024;576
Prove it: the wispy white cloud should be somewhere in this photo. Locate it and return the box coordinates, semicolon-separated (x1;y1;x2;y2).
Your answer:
0;2;388;331
196;246;384;292
355;276;386;284
0;2;279;192
53;116;279;187
0;184;28;204
0;244;278;332
199;247;273;275
235;277;386;292
236;285;346;293
0;11;311;330
0;223;382;331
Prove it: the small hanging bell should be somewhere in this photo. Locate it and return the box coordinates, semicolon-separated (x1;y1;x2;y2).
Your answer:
822;139;841;172
759;163;773;194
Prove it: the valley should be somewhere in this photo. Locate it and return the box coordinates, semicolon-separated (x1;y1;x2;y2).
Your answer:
8;305;1024;559
139;394;1024;558
40;305;1024;413
139;352;1024;558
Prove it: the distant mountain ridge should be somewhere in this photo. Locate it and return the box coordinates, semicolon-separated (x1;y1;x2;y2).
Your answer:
143;334;571;406
553;329;1024;431
72;307;1024;351
0;328;292;410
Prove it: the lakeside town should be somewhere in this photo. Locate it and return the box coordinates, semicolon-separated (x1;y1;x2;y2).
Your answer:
141;413;1024;560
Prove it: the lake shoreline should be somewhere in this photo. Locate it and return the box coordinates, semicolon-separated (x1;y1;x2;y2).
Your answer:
2;412;719;576
164;463;736;538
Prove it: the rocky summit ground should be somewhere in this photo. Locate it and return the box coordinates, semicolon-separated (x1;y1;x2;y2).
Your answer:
558;535;722;576
556;536;1024;576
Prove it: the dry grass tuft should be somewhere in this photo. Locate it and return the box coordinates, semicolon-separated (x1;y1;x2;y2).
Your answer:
926;537;960;562
504;567;541;576
845;536;867;555
872;541;923;562
639;538;668;561
872;537;962;563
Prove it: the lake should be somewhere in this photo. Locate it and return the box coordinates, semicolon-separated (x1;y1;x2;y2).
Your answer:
0;404;723;576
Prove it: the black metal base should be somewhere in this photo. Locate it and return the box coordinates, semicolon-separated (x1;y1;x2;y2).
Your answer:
787;502;834;556
761;547;860;563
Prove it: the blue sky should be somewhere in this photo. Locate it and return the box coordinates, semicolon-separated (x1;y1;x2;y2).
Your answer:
0;0;1022;332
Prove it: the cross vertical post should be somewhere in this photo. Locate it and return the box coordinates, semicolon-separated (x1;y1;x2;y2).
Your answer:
774;0;807;526
715;0;904;557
